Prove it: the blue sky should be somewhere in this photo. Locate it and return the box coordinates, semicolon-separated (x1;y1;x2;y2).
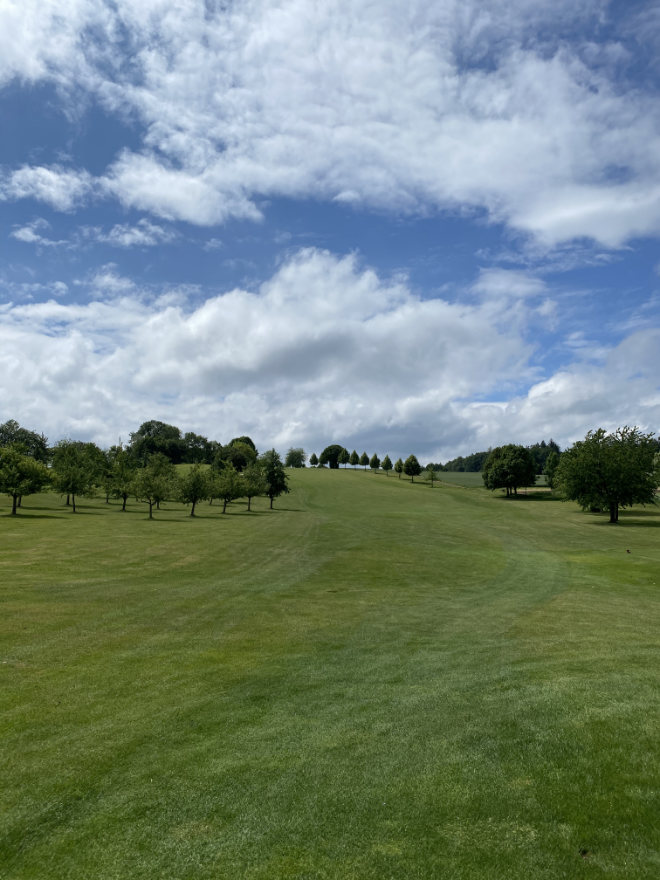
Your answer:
0;0;659;461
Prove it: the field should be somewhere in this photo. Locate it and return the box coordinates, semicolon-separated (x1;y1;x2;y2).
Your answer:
1;469;659;879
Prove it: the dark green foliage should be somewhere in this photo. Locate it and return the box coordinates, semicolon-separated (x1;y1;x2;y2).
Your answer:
177;464;211;516
359;451;369;469
544;450;560;489
381;454;392;475
349;449;359;467
369;453;380;470
441;450;489;472
527;439;561;474
129;420;186;465
394;457;404;478
216;440;257;472
482;445;536;496
132;453;176;519
426;463;436;487
183;431;212;464
285;447;306;468
0;446;50;514
0;419;49;463
319;444;346;469
213;464;242;512
241;463;267;511
308;452;319;467
107;447;137;511
260;448;289;508
404;454;422;482
52;440;105;513
338;448;350;467
556;426;658;523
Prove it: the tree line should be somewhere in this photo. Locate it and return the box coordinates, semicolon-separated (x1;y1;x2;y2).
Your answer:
0;419;288;517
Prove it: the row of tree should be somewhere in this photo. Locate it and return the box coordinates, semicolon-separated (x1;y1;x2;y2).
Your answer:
482;428;660;523
310;445;427;480
0;434;289;517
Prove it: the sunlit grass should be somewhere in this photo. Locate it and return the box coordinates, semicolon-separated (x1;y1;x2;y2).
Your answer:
1;471;658;878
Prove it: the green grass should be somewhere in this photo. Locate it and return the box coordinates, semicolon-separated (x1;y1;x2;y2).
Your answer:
1;471;658;879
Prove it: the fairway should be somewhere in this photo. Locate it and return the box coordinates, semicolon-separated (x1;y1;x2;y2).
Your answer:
1;470;659;879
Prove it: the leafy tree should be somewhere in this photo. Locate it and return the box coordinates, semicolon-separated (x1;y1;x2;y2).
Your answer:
555;427;658;523
183;432;211;464
260;449;289;508
308;452;319;467
230;436;257;452
214;465;242;513
285;447;306;468
319;444;346;469
394;457;404;479
338;448;350;468
359;451;369;470
217;440;257;472
0;446;49;514
177;464;210;516
369;453;380;471
381;454;392;476
482;445;536;496
348;450;359;467
0;419;49;463
241;463;267;511
132;453;176;519
129;420;186;465
404;454;422;482
544;450;560;490
108;447;137;511
426;463;436;487
52;440;105;513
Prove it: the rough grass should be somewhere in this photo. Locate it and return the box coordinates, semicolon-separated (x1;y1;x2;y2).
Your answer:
1;471;658;879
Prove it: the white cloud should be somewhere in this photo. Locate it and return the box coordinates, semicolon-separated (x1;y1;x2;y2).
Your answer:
10;218;67;247
94;218;177;248
1;1;659;246
0;165;93;211
0;248;657;458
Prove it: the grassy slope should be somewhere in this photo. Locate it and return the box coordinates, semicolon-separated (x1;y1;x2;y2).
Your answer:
1;471;658;879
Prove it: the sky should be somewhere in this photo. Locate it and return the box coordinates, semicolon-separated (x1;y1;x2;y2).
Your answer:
1;0;659;462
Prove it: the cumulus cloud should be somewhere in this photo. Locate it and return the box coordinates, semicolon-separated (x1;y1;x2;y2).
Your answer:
1;1;659;246
10;218;67;247
93;218;177;248
0;165;94;211
0;248;657;457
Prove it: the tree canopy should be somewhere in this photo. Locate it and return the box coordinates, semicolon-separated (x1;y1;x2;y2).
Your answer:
404;454;422;482
319;445;346;469
284;448;306;468
260;449;289;508
0;446;50;514
482;445;536;496
555;427;658;523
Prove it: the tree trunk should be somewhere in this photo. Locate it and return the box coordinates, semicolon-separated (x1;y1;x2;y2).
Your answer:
190;499;196;517
609;503;619;523
122;494;127;512
247;496;251;511
11;493;18;515
269;495;274;509
71;493;77;513
222;499;228;513
148;500;154;519
66;494;70;506
18;496;22;507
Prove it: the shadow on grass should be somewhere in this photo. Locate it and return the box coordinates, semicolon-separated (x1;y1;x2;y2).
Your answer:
589;519;660;528
494;492;562;502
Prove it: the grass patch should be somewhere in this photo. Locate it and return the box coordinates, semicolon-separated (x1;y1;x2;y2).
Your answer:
1;472;658;878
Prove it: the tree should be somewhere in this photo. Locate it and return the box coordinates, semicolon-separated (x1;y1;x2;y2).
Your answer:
309;452;319;467
394;457;404;479
338;448;350;468
217;440;257;472
183;432;211;464
359;451;369;470
285;448;306;468
544;450;560;490
260;449;289;508
381;454;392;476
177;464;210;516
214;465;242;513
0;419;49;463
52;440;105;513
404;454;422;482
241;463;267;511
555;427;658;523
0;446;49;515
482;445;536;496
349;450;359;468
129;420;186;465
369;453;380;471
107;447;137;511
319;444;346;469
132;453;176;519
426;463;436;487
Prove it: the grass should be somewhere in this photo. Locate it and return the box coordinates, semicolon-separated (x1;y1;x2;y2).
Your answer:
1;471;659;879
